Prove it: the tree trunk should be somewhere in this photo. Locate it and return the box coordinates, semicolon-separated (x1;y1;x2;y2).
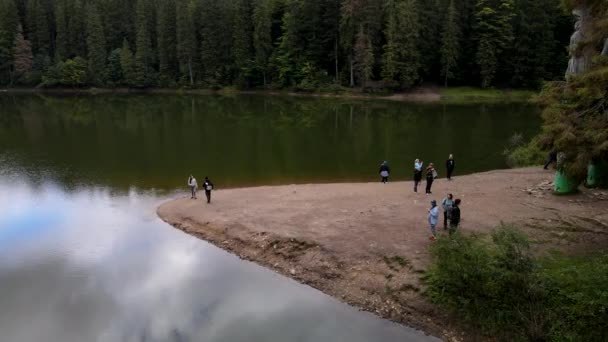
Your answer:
188;58;194;86
334;38;339;83
349;54;354;87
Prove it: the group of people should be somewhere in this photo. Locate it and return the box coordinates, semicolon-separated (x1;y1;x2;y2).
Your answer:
378;154;461;241
188;175;215;203
428;194;461;240
378;154;456;193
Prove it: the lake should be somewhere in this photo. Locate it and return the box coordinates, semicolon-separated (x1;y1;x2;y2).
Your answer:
0;94;539;341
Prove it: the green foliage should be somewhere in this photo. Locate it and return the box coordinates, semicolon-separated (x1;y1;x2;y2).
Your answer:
536;58;608;180
440;0;459;87
0;0;573;90
86;4;106;85
474;0;515;88
426;226;608;340
119;39;135;86
381;0;421;89
354;26;374;87
505;136;546;167
540;253;608;341
134;0;152;87
42;56;87;87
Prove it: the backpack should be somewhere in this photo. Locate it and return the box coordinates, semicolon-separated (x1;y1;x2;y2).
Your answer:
432;169;438;179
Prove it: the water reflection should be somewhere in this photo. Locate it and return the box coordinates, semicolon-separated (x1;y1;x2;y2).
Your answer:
0;179;438;342
0;94;540;189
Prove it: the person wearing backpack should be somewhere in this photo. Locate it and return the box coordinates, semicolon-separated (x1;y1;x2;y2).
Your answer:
425;163;437;194
203;177;214;204
414;159;424;192
449;199;461;235
442;193;454;229
379;161;390;183
188;175;198;199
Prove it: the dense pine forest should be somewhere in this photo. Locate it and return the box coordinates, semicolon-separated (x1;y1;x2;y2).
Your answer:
0;0;572;90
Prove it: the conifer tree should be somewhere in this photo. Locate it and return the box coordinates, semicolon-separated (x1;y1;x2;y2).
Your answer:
474;0;515;88
54;0;68;61
0;0;18;84
381;0;420;89
354;25;373;87
176;0;196;85
253;0;273;87
440;0;459;87
157;0;177;83
86;4;106;85
119;38;135;86
134;0;151;86
233;0;254;87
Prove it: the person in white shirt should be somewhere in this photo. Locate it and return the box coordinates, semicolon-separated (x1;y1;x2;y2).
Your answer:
428;200;439;240
188;175;198;199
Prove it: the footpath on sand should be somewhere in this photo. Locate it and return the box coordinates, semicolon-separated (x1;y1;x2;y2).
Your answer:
157;167;608;339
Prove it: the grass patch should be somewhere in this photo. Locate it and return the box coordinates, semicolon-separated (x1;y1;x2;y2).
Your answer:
383;255;410;271
425;225;608;340
440;87;535;103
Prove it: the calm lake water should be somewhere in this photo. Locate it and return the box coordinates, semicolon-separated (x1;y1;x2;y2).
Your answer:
0;94;540;341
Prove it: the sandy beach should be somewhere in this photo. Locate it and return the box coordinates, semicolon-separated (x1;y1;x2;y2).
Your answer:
158;168;608;339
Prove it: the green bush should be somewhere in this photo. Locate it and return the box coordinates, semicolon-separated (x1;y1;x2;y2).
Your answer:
505;136;546;167
425;226;608;340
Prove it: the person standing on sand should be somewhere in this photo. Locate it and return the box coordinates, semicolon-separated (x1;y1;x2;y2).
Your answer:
203;177;214;204
425;163;437;194
414;159;424;192
446;154;455;180
442;193;454;229
544;151;557;170
379;161;390;183
449;199;461;235
188;175;198;199
428;200;439;240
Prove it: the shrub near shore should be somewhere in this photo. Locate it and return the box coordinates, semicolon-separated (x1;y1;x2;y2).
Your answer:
424;226;608;341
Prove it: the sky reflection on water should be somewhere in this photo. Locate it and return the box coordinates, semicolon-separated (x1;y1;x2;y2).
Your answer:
0;179;438;342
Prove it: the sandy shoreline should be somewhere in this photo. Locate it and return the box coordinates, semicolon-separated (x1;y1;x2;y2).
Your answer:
157;168;608;340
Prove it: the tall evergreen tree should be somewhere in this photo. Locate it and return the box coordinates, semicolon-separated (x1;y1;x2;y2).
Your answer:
233;0;254;87
119;38;135;85
416;0;441;81
157;0;177;83
252;0;273;87
274;9;300;87
199;0;232;85
134;0;151;86
353;25;373;87
440;0;459;87
54;0;68;60
381;0;420;89
508;0;558;87
176;0;196;85
474;0;515;88
86;3;106;85
0;0;18;84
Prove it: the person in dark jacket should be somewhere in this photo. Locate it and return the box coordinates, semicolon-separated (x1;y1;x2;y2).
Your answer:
414;159;423;192
449;199;461;235
203;177;214;204
446;154;455;180
544;151;557;170
379;161;390;183
425;163;436;194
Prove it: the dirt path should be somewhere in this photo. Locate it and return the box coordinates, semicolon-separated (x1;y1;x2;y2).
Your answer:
157;168;608;340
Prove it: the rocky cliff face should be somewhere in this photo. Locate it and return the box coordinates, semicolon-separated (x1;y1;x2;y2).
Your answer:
566;5;593;77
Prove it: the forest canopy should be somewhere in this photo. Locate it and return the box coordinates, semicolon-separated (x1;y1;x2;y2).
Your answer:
0;0;571;90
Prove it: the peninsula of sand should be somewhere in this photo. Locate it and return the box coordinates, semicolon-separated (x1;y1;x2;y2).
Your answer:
157;168;608;338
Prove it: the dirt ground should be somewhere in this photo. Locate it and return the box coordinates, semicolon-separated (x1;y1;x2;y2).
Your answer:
157;168;608;341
